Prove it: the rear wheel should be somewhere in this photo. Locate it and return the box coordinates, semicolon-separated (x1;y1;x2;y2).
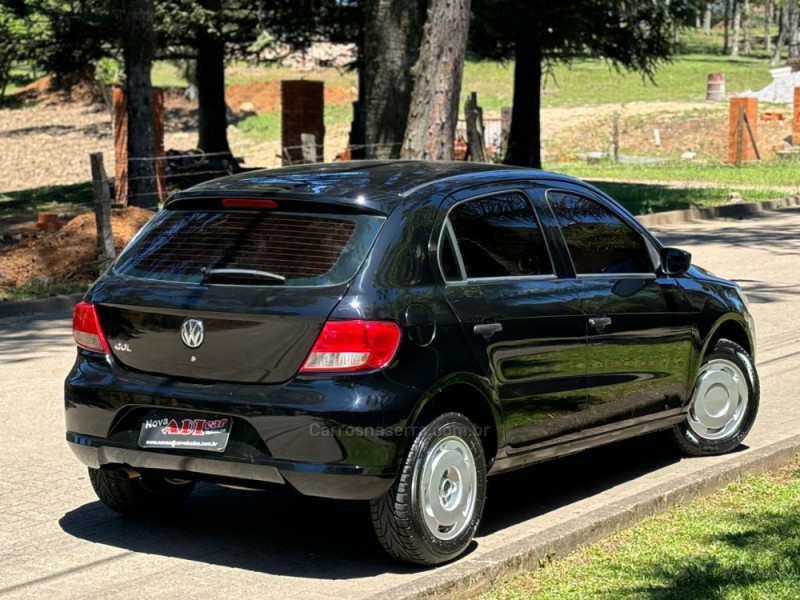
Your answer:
672;339;759;456
370;412;487;565
89;467;195;517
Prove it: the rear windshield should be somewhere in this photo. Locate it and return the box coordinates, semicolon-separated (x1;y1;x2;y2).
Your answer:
114;210;385;287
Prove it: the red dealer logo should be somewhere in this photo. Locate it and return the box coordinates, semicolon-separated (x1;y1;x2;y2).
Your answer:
162;418;228;436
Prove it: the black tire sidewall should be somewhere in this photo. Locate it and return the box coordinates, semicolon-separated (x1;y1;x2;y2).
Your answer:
674;340;759;455
407;413;487;562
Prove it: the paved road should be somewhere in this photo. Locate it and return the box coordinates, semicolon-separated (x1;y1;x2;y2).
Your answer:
1;208;799;599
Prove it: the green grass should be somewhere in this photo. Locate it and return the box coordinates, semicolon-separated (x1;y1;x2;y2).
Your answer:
0;279;90;302
584;181;781;216
553;159;800;191
483;457;800;600
236;101;354;143
462;54;772;113
0;182;93;216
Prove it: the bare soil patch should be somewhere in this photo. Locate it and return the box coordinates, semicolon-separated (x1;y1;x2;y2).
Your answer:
0;207;152;288
539;101;792;161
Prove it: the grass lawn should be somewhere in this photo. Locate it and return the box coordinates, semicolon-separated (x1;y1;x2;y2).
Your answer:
483;456;800;600
553;159;800;188
0;182;93;217
582;180;782;216
154;51;774;120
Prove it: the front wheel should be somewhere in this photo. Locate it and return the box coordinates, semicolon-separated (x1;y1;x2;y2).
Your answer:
672;339;759;456
370;412;487;565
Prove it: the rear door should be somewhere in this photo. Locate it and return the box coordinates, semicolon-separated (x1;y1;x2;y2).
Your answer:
542;187;694;427
437;188;588;449
90;200;385;384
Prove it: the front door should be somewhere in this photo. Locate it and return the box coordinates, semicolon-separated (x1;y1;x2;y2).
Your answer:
544;189;694;429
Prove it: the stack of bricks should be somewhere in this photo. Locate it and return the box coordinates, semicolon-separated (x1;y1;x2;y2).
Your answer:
281;81;325;165
727;97;759;164
794;87;800;146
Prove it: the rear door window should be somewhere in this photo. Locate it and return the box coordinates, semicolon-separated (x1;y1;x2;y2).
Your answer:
443;191;553;280
114;209;385;287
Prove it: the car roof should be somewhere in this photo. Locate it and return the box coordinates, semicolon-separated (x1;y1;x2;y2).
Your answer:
169;160;543;215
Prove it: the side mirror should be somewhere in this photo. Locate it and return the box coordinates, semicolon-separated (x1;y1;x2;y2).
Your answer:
660;247;692;276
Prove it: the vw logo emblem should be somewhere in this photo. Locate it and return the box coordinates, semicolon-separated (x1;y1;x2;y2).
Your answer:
180;318;205;349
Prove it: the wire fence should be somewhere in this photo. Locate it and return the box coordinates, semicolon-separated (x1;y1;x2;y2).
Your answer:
99;130;502;206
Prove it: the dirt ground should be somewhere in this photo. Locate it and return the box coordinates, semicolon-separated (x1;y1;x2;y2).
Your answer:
0;79;795;293
0;207;153;288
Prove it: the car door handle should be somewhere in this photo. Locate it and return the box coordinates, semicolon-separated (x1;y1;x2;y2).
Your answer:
473;323;503;338
588;316;612;330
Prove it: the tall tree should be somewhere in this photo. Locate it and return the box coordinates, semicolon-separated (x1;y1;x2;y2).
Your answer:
120;0;158;208
471;0;686;168
402;0;471;160
358;0;426;159
772;0;800;63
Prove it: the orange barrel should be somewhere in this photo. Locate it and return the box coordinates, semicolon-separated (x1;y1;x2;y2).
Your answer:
707;73;725;100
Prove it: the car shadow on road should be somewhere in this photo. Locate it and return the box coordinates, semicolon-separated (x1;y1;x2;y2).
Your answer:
0;312;74;365
58;433;681;579
653;207;800;258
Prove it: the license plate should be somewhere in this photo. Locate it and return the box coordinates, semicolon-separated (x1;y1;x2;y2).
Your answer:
138;411;231;453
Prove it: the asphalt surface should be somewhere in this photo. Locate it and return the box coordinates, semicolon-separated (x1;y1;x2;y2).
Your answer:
1;207;799;599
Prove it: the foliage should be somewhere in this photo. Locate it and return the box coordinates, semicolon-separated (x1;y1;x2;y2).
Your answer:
471;0;689;76
482;457;800;599
0;3;50;99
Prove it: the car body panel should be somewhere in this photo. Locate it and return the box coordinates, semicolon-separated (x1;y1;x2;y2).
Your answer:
64;161;756;501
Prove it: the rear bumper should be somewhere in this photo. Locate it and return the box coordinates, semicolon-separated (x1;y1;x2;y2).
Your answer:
67;435;393;499
65;352;420;500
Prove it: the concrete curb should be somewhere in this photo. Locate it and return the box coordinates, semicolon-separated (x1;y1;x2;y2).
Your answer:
636;195;800;227
378;434;800;600
0;293;84;321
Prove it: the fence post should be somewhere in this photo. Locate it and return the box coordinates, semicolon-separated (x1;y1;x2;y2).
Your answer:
500;106;512;159
464;92;487;162
90;152;116;272
301;133;317;164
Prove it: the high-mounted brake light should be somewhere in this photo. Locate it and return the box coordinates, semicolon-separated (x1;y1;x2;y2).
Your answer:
222;198;278;209
72;301;110;354
300;320;401;373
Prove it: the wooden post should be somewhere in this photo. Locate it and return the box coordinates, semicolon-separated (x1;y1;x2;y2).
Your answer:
90;152;116;271
112;87;128;206
301;133;317;164
612;112;621;162
464;92;487;162
500;106;512;158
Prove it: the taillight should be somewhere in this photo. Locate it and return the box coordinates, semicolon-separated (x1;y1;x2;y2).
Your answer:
72;301;110;354
300;320;401;373
222;198;278;209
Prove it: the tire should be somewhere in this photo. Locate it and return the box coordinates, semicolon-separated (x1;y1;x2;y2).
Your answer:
672;339;759;456
88;467;195;517
370;412;487;565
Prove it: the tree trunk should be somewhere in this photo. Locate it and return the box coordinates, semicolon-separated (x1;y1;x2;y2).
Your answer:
723;0;731;54
361;0;425;159
401;0;471;160
789;0;800;59
121;0;157;209
743;0;751;55
772;3;787;64
196;28;232;157
765;0;773;53
504;30;542;168
703;2;712;35
731;0;741;57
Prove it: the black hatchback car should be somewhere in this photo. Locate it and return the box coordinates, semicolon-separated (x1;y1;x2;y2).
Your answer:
66;161;758;565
